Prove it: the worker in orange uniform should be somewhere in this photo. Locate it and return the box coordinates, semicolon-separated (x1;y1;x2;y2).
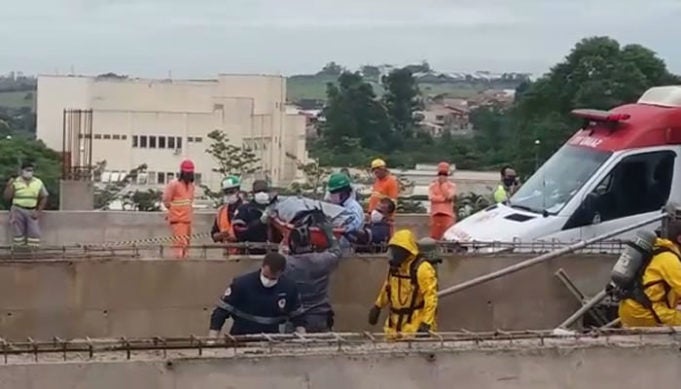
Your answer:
368;158;399;214
162;160;196;259
428;162;457;240
368;230;438;338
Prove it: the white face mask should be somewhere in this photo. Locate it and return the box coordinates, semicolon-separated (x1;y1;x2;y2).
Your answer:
254;192;270;205
260;272;278;288
223;194;239;205
370;210;384;223
21;170;33;179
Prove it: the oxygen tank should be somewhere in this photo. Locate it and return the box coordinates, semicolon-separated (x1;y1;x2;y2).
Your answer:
610;230;657;289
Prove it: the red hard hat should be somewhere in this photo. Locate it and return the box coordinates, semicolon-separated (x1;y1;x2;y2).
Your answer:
437;162;450;173
180;159;195;173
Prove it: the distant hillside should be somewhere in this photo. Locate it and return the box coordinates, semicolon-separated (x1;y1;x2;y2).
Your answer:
286;70;529;103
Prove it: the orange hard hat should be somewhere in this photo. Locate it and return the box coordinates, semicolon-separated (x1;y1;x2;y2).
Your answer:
437;162;450;174
180;159;195;173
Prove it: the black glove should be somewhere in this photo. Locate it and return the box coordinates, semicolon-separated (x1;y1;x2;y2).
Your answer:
417;323;431;334
368;306;381;325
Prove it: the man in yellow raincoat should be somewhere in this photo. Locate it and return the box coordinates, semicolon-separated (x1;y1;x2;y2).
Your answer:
367;229;438;336
619;205;681;327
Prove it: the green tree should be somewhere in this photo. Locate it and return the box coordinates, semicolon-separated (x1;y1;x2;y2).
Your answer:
317;62;344;76
0;135;61;210
201;130;261;205
506;36;681;174
122;189;163;211
360;65;381;80
285;152;331;199
93;162;149;210
382;67;423;143
321;72;392;152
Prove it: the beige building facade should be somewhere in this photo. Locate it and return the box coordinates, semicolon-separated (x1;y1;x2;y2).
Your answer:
36;74;308;189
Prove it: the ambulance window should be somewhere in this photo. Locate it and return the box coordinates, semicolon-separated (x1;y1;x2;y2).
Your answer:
571;151;675;227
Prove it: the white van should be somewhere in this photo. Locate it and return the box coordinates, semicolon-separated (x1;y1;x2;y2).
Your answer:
444;86;681;247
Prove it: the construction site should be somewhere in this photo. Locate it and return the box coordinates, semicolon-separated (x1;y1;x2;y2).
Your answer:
0;210;676;388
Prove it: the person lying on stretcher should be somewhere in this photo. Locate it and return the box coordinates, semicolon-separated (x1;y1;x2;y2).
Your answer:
346;198;395;253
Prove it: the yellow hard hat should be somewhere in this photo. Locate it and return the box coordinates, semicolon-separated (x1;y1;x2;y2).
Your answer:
371;158;387;169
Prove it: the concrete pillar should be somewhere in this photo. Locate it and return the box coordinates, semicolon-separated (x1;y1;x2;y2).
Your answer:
59;180;95;210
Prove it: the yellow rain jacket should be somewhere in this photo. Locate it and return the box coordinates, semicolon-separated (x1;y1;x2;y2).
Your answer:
619;238;681;327
373;230;438;336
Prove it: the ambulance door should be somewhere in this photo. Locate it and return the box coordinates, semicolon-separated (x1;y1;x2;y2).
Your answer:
566;148;677;241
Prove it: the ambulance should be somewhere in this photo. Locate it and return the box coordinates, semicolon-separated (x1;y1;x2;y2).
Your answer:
443;86;681;248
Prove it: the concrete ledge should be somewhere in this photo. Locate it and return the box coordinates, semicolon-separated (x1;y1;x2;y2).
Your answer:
0;211;431;245
0;338;677;388
0;254;616;339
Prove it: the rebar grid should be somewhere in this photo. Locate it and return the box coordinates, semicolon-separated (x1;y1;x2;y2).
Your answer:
0;239;627;261
0;328;678;364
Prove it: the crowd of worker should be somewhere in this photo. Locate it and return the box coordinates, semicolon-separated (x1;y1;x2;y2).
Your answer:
9;158;681;334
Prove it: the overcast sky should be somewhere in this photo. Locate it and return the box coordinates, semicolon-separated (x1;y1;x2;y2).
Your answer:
3;0;681;77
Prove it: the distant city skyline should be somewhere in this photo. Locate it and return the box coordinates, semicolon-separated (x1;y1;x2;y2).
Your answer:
2;0;681;78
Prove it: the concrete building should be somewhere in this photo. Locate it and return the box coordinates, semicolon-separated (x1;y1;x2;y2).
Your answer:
36;74;308;189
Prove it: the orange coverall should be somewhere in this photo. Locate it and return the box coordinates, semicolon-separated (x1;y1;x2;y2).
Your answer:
163;179;195;258
428;180;456;240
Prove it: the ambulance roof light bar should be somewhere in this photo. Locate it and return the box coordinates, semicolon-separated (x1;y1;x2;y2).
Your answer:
571;109;630;123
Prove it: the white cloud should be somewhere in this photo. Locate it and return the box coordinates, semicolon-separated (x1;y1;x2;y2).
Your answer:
1;0;680;76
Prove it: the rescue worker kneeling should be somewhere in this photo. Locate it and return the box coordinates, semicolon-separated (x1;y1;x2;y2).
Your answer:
618;217;681;327
284;221;343;332
367;230;438;337
208;252;306;336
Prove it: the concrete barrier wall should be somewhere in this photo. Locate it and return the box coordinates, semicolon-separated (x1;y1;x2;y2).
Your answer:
0;345;677;389
0;254;616;339
0;211;431;245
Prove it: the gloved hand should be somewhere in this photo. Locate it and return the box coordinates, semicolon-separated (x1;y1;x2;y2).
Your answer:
368;306;381;325
417;323;431;334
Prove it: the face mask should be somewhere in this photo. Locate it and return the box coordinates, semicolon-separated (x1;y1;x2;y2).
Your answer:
503;177;516;187
370;210;384;223
254;192;270;205
260;272;278;288
180;172;195;182
387;246;411;268
224;194;239;205
21;170;33;179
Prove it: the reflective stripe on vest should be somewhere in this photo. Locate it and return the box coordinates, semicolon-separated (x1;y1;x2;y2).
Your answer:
12;179;42;208
216;299;287;325
171;199;192;206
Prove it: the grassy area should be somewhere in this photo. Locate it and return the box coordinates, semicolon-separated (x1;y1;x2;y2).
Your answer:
0;90;35;110
286;75;484;103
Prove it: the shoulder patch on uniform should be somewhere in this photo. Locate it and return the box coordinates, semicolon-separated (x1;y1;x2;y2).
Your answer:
223;287;231;297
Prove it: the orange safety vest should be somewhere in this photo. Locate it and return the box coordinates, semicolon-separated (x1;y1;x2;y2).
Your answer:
163;179;195;224
217;205;234;235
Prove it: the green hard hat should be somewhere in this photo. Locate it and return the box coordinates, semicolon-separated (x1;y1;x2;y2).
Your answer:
327;172;351;193
221;175;241;190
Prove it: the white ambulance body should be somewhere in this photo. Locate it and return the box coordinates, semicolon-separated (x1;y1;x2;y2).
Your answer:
444;86;681;249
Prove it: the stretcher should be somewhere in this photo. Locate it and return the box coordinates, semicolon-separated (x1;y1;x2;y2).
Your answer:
268;196;352;249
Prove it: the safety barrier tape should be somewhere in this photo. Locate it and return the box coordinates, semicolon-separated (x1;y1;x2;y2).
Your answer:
74;231;213;248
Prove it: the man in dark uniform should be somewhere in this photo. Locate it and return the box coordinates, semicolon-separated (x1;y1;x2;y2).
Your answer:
284;219;343;332
232;179;272;254
208;252;306;336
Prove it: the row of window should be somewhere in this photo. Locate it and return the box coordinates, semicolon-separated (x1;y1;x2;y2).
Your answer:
131;135;203;149
98;171;203;185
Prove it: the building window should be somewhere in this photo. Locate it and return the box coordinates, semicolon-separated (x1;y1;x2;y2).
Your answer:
159;136;166;149
132;135;138;147
95;134;102;139
187;136;194;142
176;137;182;149
168;136;175;149
157;172;166;184
167;172;175;181
194;137;202;143
147;171;157;185
149;136;157;148
140;136;148;148
103;134;111;139
122;135;127;140
194;173;202;185
113;134;121;140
